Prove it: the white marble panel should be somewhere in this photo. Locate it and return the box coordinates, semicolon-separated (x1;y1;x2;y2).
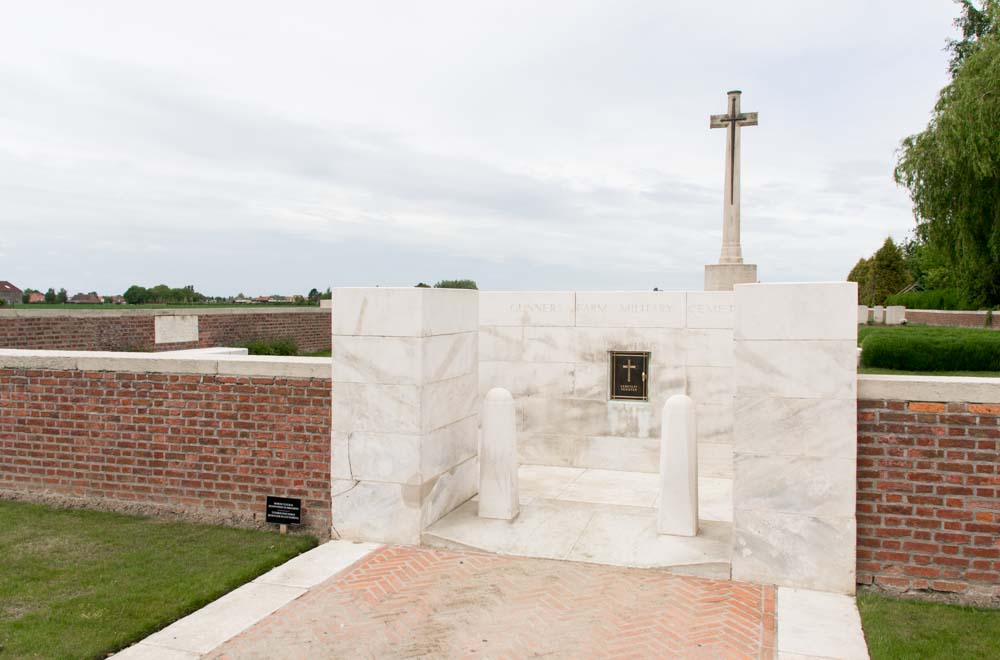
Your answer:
331;479;422;544
421;415;478;479
572;361;607;400
331;430;352;480
520;397;609;436
575;291;685;328
479;361;574;398
686;366;734;405
479;326;523;361
696;403;733;444
479;291;575;327
154;315;199;344
522;326;579;363
422;332;476;383
685;292;736;329
332;335;421;385
422;373;478;433
734;282;858;341
332;288;423;337
732;510;856;594
422;455;478;527
336;431;421;485
649;364;686;400
734;455;855;518
734;341;857;400
421;288;479;336
331;381;420;433
575;327;684;363
605;400;657;438
685;329;734;367
517;433;578;467
734;397;856;458
698;442;734;479
333;287;476;337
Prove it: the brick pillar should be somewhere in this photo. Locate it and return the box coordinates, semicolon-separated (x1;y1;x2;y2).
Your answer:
330;287;479;543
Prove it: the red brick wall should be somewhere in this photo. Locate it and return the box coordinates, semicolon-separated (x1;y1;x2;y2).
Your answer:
0;310;331;353
906;310;997;330
857;399;1000;603
0;368;332;537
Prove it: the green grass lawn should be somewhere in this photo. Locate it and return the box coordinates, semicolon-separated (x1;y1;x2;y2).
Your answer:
859;592;1000;659
0;501;316;659
302;350;331;357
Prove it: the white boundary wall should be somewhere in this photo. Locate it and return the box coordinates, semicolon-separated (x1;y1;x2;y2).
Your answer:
479;291;736;478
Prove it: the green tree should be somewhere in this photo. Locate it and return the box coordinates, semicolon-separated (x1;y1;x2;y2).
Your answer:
433;279;478;290
307;288;320;304
44;288;56;304
847;257;873;306
56;288;67;304
123;285;149;305
414;282;431;288
847;238;913;306
21;288;35;304
895;1;1000;307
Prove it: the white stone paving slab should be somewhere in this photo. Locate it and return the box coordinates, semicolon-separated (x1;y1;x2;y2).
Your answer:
113;541;380;658
558;468;661;507
517;464;586;503
254;540;381;589
777;587;870;659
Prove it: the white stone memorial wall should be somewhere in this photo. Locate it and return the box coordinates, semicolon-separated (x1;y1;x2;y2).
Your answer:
478;291;735;478
330;287;479;544
732;282;858;594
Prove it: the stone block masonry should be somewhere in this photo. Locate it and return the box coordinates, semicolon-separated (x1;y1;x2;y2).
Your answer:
857;376;1000;606
0;354;332;538
0;307;331;353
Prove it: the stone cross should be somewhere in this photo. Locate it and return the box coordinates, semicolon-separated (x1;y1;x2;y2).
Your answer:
710;90;758;265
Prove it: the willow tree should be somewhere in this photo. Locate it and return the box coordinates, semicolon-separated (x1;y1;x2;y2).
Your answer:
895;0;1000;307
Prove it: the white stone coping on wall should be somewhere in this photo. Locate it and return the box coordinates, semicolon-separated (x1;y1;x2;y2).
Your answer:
858;374;1000;404
0;306;329;318
0;349;331;379
906;308;991;316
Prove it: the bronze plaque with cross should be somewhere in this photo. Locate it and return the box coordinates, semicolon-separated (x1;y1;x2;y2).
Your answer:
609;351;649;401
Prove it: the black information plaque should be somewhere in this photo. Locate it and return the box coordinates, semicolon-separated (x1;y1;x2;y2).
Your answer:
266;496;302;525
609;351;649;401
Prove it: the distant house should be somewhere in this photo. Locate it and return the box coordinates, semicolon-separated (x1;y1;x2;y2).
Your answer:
69;293;102;304
27;292;45;304
109;295;126;305
0;281;22;306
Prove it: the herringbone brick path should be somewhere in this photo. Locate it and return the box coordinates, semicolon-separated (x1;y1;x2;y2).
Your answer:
209;545;776;659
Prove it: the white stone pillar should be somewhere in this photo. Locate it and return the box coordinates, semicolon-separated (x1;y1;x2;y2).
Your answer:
733;282;857;594
657;394;698;537
331;287;479;544
479;387;519;520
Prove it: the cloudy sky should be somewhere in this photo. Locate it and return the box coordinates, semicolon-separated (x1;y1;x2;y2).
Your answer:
0;1;959;296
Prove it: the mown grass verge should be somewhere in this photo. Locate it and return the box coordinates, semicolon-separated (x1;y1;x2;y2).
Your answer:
858;591;1000;659
0;501;315;659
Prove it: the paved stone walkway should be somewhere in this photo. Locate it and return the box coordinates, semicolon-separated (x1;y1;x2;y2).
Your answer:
208;545;776;659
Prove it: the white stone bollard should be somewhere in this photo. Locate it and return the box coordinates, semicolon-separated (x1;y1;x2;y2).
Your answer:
658;394;698;536
479;387;519;520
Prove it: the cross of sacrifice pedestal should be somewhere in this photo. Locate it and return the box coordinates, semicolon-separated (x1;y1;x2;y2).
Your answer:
709;90;758;265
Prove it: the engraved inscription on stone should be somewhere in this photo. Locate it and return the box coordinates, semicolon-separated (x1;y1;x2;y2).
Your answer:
609;351;649;401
